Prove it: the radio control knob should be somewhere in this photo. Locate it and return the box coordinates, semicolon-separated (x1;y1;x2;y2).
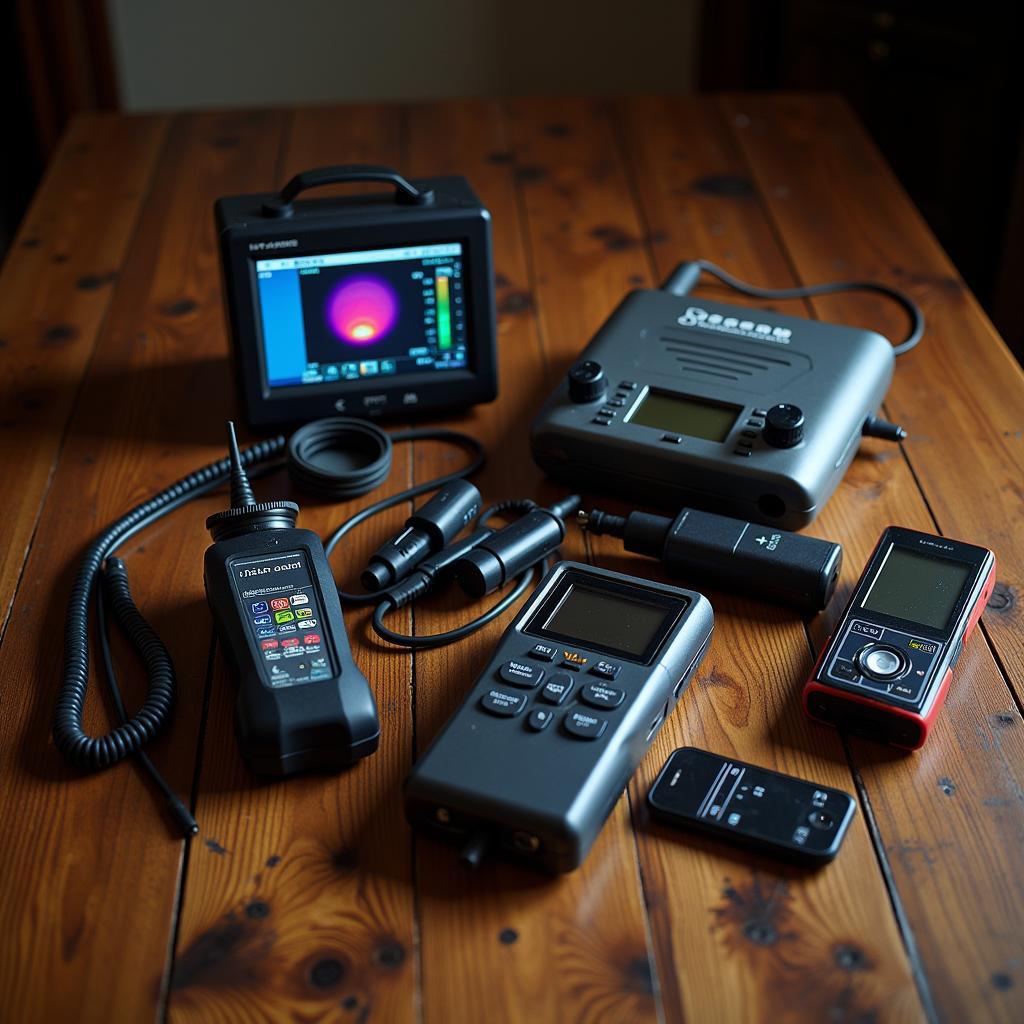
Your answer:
763;404;805;448
567;360;608;404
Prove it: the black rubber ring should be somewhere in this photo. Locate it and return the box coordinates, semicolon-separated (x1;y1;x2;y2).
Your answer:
287;417;393;499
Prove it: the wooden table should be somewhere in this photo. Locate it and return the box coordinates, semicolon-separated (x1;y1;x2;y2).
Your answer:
1;95;1022;1024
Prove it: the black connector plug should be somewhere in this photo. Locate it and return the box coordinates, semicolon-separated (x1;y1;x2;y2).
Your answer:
863;415;907;442
454;495;580;598
362;480;481;591
581;506;843;613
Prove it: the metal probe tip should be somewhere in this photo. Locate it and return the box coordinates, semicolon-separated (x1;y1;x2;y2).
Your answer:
577;510;591;529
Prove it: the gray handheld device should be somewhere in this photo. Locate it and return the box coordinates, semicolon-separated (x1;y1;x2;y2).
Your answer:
531;287;902;528
404;560;714;873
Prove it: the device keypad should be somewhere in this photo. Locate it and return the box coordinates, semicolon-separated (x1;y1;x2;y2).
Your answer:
500;660;545;688
590;660;621;680
527;708;555;731
825;618;942;705
580;682;625;709
564;709;609;740
529;643;556;662
481;689;527;716
541;674;574;705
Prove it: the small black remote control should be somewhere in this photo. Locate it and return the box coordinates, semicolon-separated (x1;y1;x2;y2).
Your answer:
648;747;856;864
405;561;714;873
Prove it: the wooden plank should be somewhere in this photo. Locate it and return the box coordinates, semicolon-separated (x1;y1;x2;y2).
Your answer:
404;98;661;1023
600;95;925;1022
0;112;166;635
722;92;1024;706
0;109;288;1023
714;93;1024;1023
168;105;419;1024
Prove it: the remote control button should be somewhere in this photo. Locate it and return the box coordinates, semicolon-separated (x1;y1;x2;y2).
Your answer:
807;810;835;830
618;380;638;390
499;660;544;689
251;601;269;614
830;659;859;682
753;408;768;417
580;682;625;709
561;651;589;670
253;614;272;626
857;644;906;680
740;429;757;439
590;660;621;680
529;643;556;662
290;593;309;606
480;688;526;717
527;708;555;731
564;709;608;740
607;398;626;408
591;416;612;426
746;418;764;428
661;433;683;444
541;673;574;705
733;448;752;457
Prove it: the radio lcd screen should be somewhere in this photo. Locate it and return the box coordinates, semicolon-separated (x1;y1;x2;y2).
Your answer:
626;389;742;442
529;576;687;661
861;546;972;630
254;242;469;390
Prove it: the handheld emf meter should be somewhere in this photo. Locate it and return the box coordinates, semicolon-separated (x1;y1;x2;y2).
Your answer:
804;526;995;749
405;561;714;872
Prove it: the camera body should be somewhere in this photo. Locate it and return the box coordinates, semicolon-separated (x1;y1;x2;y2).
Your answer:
216;166;498;428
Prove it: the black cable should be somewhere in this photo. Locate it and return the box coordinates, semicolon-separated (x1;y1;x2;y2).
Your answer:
325;428;485;604
367;499;548;650
96;568;198;835
53;437;286;835
371;563;543;650
662;259;925;356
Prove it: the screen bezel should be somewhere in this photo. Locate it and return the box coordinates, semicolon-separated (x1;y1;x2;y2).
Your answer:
849;529;990;640
524;569;689;664
249;235;476;399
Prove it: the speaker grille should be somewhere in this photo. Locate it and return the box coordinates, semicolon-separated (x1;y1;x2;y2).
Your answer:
653;328;812;391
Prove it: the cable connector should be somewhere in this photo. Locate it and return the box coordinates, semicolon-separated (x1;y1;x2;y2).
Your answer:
863;415;907;442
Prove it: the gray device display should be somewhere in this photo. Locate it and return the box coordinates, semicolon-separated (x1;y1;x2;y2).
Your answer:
530;289;898;529
404;560;714;873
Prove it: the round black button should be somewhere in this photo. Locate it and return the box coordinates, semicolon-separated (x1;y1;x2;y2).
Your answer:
856;643;907;680
807;810;834;830
567;360;608;404
762;404;805;448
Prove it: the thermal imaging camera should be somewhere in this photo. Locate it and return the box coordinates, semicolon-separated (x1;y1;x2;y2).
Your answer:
804;526;996;749
216;165;498;428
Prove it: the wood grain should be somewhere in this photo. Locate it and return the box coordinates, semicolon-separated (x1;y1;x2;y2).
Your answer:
722;93;1024;704
592;94;919;1022
714;93;1024;1023
404;98;660;1024
168;105;418;1024
0;113;165;634
0;109;287;1023
1;96;1021;1024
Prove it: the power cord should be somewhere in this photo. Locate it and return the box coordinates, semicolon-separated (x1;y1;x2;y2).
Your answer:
660;259;925;356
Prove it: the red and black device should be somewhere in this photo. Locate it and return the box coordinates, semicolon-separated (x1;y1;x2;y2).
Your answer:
804;526;995;750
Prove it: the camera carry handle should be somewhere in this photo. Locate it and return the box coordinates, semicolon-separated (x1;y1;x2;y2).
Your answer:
263;164;435;217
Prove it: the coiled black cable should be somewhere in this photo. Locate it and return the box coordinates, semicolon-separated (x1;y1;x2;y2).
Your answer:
53;437;286;778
